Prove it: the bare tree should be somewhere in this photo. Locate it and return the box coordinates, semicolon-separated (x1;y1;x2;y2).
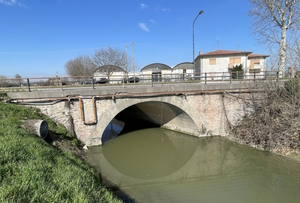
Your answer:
124;54;134;75
15;74;22;87
64;55;96;78
0;75;8;87
266;47;280;72
92;47;127;82
248;0;300;76
286;31;300;71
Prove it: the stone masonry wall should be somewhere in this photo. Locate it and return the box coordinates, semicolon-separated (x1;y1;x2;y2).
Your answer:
187;92;252;136
31;92;253;145
32;98;113;143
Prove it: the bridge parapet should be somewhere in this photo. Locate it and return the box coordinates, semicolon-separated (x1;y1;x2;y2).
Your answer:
7;82;264;100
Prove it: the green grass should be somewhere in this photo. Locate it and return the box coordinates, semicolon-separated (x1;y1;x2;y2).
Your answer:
0;101;121;203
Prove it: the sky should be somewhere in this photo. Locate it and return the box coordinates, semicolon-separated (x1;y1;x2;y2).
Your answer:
0;0;268;78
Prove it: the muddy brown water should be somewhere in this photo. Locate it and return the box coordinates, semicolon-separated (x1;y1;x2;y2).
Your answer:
85;128;300;203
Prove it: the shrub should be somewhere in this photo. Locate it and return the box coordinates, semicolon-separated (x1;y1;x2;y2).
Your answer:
231;64;244;79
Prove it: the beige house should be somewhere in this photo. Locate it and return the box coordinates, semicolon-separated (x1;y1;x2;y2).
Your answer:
194;50;269;80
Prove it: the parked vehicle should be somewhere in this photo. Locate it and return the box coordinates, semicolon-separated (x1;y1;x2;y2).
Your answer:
127;77;140;83
94;77;108;84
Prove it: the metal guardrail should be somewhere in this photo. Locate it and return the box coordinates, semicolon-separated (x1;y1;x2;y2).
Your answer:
0;71;282;92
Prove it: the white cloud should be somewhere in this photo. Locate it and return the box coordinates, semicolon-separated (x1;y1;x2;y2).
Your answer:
139;23;149;32
150;19;155;24
18;2;26;7
0;0;14;6
0;0;29;8
156;6;171;12
140;3;148;9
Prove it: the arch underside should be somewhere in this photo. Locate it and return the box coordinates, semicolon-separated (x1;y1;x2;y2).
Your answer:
88;96;207;146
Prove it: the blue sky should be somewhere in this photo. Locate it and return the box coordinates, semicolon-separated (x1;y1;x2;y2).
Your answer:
0;0;267;78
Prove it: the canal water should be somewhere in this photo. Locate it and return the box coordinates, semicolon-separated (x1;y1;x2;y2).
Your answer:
85;128;300;203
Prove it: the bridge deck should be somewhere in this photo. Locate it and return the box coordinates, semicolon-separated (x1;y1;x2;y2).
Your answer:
7;81;265;100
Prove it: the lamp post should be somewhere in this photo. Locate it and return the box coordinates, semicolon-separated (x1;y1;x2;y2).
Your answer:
193;10;203;78
193;10;203;62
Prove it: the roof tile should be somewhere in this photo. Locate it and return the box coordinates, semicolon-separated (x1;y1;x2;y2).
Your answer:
200;50;252;57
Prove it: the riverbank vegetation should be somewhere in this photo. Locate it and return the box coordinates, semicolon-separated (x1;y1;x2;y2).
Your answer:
0;93;121;203
230;77;300;159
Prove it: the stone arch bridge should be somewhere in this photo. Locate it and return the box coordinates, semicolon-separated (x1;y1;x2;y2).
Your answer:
7;82;261;146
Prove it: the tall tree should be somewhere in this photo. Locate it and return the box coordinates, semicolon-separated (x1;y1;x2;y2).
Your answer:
248;0;300;76
64;55;96;77
92;47;127;81
15;74;22;87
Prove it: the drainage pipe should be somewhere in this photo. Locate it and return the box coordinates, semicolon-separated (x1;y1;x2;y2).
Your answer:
12;99;65;106
21;119;49;139
78;97;97;125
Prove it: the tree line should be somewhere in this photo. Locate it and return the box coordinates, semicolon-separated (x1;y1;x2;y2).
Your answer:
64;46;134;80
0;74;23;87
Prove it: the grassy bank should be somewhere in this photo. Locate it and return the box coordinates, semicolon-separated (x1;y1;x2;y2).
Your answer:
0;94;121;203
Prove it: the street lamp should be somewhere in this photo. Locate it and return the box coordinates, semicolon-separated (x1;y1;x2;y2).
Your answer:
193;10;203;63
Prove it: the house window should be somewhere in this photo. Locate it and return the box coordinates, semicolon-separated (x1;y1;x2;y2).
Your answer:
250;60;260;68
229;57;241;68
209;58;216;65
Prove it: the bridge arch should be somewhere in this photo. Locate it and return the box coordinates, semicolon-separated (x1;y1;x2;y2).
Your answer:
88;96;207;145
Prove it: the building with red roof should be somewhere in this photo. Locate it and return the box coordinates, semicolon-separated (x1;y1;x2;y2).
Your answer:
194;50;269;80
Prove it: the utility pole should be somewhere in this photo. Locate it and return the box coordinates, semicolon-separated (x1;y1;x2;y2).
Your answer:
124;45;128;88
131;42;135;83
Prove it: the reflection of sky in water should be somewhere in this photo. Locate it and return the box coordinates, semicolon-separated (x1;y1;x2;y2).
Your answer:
102;128;198;179
101;118;124;144
86;131;300;203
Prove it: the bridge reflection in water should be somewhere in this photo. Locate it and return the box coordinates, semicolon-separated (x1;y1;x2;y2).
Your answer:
85;129;300;203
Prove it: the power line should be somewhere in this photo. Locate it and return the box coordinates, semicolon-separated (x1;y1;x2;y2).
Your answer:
0;42;191;55
135;43;191;51
0;43;131;55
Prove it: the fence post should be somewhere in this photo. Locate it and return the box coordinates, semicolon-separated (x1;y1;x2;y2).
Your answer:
205;73;207;85
60;77;63;91
152;75;153;87
27;78;31;92
264;71;266;80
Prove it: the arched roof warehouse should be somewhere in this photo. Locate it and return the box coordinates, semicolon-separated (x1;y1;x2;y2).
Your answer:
141;63;172;72
173;62;194;70
94;65;126;73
